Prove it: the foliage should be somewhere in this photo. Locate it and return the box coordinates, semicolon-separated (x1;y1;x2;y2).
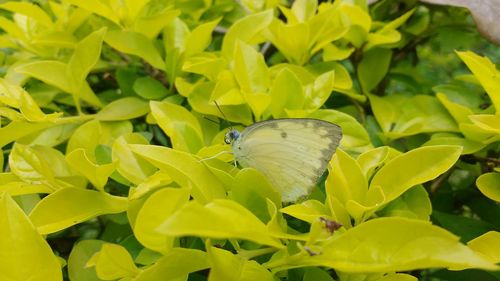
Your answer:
0;0;499;280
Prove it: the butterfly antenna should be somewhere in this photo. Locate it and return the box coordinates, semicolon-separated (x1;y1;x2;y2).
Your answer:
203;116;220;125
214;101;232;130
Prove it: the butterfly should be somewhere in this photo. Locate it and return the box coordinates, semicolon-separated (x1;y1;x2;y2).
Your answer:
224;118;342;202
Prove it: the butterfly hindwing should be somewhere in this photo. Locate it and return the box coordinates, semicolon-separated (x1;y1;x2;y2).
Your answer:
232;119;342;202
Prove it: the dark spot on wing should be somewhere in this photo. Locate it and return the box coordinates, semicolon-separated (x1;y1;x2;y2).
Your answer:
281;131;287;138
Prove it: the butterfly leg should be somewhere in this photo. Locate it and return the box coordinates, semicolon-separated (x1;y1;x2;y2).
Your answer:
198;150;232;162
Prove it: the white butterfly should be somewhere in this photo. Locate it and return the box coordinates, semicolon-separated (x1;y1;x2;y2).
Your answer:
224;118;342;202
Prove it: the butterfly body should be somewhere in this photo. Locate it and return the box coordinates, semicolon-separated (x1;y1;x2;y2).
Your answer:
225;118;342;202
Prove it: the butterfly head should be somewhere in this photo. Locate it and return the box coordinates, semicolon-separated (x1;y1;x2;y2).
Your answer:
224;129;240;144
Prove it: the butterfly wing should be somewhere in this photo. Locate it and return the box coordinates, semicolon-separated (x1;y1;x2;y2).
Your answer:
232;118;342;202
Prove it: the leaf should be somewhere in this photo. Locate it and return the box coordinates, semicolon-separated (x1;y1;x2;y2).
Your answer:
0;2;53;26
9;143;57;189
208;246;274;281
423;133;485;155
129;144;225;203
377;185;432;220
156;199;283;248
369;94;458;139
185;18;221;57
15;61;72;93
467;231;500;263
432;211;496;243
269;68;303;117
358;48;392;92
303;267;334;281
456;51;500;111
420;0;500;45
150;101;204;153
64;0;120;25
89;243;139;280
370;145;462;204
29;188;127;234
68;28;106;92
233;41;270;95
0;121;54;148
229;168;281;223
96;97;150;121
134;248;208;281
0;193;62;281
376;273;418;281
112;133;157;185
0;79;62;122
327;149;368;208
280;200;330;223
68;240;105;281
221;9;274;59
476;172;500;202
105;30;165;69
265;20;310;65
309;109;371;149
134;9;180;39
296;217;497;272
65;148;117;190
66;120;133;159
133;77;169;100
133;187;190;253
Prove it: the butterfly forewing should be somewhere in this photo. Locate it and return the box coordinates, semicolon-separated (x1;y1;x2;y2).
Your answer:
232;119;342;202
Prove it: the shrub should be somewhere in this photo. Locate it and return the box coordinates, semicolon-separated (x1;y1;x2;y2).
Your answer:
0;1;498;281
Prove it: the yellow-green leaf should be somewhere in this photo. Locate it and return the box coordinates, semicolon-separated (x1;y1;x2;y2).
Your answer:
467;231;500;263
112;133;157;185
0;193;62;281
129;144;225;203
208;246;274;281
134;248;208;281
133;187;190;253
66;148;117;190
89;243;139;280
150;101;204;153
476;172;500;202
457;51;500;111
370;145;462;204
29;188;127;234
68;240;105;281
96;97;149;121
301;217;497;272
105;30;165;69
157;199;283;248
222;9;274;59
